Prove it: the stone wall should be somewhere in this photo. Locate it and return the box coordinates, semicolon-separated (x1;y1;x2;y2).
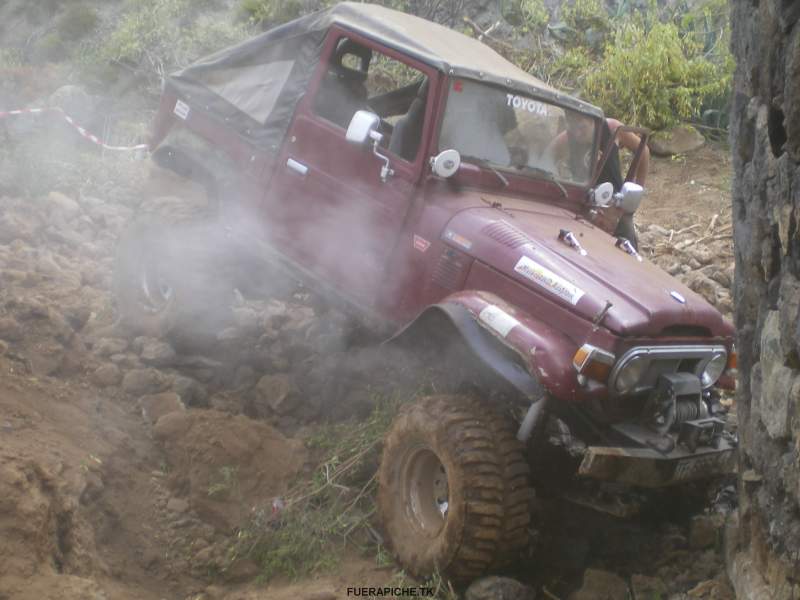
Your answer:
729;1;800;597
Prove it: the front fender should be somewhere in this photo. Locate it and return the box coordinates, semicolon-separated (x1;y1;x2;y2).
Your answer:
389;291;580;402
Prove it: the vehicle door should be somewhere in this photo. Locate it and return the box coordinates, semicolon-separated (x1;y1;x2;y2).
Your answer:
264;28;437;307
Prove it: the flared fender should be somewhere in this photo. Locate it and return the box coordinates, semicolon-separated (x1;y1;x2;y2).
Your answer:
389;291;581;402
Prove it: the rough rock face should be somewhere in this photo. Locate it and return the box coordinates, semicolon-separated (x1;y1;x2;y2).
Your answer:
729;1;800;597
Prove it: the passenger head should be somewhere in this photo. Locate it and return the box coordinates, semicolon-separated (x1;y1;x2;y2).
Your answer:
566;112;595;145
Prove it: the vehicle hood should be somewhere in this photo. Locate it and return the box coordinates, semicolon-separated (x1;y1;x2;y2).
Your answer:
442;197;730;337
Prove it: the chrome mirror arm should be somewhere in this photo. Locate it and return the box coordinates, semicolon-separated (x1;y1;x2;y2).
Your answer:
369;130;394;183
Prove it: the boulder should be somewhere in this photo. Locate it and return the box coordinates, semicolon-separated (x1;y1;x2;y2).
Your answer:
689;514;724;550
569;569;629;600
0;211;40;244
31;342;65;376
46;307;74;343
93;337;129;357
122;368;171;396
171;375;208;407
45;191;81;221
465;576;535;600
139;337;177;367
685;271;720;305
689;245;716;266
630;575;667;599
139;392;185;424
0;316;23;342
649;124;706;156
62;305;91;331
254;373;295;415
165;496;190;514
92;363;122;387
232;306;262;336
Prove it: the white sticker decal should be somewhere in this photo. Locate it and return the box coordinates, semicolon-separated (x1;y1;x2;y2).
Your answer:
513;255;585;305
506;93;548;116
174;99;191;120
479;305;520;338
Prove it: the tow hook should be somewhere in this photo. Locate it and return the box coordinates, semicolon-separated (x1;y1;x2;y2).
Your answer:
677;418;726;453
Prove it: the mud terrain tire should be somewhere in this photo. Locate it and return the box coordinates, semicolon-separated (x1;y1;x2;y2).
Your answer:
113;218;234;351
378;395;531;581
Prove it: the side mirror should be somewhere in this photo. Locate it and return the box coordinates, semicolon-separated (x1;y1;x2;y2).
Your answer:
346;110;382;146
614;181;644;214
430;149;461;178
345;110;393;183
590;181;615;208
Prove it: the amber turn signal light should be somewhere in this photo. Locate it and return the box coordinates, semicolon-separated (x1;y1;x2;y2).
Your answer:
726;347;738;371
573;344;615;383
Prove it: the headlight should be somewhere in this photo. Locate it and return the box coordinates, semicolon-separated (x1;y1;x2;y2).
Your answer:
701;352;727;387
615;356;648;394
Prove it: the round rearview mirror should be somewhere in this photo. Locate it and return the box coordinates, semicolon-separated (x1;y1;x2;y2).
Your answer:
591;181;614;207
615;181;645;214
430;149;461;178
346;110;381;146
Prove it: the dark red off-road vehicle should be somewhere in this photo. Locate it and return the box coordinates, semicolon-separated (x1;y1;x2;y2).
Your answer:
114;2;737;581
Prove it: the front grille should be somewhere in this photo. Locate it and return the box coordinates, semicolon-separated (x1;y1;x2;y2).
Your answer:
609;345;726;397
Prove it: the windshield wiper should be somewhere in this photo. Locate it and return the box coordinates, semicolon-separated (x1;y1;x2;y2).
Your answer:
487;164;509;188
525;166;568;198
465;157;509;188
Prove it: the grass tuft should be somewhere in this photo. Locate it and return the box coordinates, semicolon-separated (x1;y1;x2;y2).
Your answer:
227;394;404;582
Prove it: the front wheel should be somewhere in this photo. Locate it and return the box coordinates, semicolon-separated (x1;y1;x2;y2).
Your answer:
377;395;532;582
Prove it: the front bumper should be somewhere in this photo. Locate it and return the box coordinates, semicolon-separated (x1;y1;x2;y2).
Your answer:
578;436;736;488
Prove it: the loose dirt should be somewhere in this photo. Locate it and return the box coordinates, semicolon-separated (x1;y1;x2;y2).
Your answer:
640;144;732;230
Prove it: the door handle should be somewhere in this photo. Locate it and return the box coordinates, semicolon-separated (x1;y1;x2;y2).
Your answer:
286;158;308;176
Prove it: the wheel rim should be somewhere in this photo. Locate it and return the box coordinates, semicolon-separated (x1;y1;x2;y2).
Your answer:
402;446;449;535
138;259;174;314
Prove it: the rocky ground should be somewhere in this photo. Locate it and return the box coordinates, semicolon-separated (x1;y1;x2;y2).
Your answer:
0;92;741;599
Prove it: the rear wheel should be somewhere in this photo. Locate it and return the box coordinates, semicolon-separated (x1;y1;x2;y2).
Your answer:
377;394;532;581
113;218;234;351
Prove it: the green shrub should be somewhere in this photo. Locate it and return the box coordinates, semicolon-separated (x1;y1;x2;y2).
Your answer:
502;0;549;33
563;0;608;29
240;0;305;26
100;0;187;66
94;0;250;91
676;0;734;129
57;4;99;41
0;48;24;68
582;21;730;129
35;32;66;62
549;46;593;91
562;0;610;49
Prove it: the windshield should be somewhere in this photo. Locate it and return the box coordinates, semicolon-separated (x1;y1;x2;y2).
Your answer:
440;79;598;186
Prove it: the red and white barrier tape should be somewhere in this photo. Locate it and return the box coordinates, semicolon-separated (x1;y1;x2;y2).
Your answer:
0;106;149;153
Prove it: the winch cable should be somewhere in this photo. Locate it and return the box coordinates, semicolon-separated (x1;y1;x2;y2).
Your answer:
0;106;149;153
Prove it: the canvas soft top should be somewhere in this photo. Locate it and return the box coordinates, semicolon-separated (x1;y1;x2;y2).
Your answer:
167;2;603;152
